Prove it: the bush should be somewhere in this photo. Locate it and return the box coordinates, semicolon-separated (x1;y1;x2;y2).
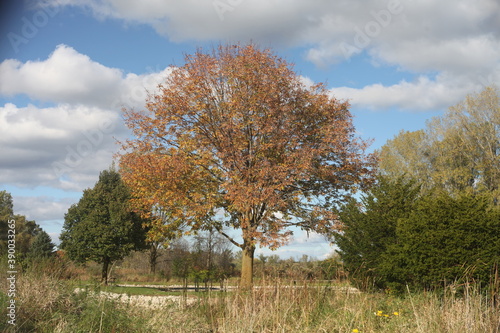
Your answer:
383;191;500;292
334;176;420;290
335;176;500;293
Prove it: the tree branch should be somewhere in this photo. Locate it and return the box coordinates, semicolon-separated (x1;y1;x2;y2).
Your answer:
214;225;243;249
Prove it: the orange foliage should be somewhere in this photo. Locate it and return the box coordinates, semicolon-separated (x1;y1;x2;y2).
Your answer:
118;43;376;258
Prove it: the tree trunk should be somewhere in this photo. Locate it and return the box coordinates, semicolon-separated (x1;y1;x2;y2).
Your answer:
240;243;255;290
101;257;110;285
149;244;158;275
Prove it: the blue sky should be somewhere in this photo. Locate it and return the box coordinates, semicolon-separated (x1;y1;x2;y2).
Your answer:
1;0;499;259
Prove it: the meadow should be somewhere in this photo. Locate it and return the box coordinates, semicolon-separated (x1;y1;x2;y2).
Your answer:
1;258;499;333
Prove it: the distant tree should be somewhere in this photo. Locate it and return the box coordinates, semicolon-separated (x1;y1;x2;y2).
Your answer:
144;206;181;275
379;85;500;201
333;176;421;290
319;254;345;281
170;239;192;288
378;130;432;187
60;168;148;285
119;43;376;289
0;190;52;267
0;190;14;219
28;230;55;259
0;190;15;254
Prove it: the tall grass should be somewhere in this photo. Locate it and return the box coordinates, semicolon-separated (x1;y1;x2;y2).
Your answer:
143;280;500;333
1;260;499;332
0;258;147;333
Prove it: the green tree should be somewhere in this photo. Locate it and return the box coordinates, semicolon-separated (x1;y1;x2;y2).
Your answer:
384;191;500;291
0;190;52;268
0;190;14;254
0;190;14;219
60;168;148;284
27;230;55;259
334;176;421;290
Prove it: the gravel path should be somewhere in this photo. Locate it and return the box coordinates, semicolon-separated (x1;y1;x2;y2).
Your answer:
74;283;359;309
74;288;197;308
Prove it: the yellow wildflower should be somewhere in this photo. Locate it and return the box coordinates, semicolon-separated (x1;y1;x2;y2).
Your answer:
352;329;360;333
393;312;399;316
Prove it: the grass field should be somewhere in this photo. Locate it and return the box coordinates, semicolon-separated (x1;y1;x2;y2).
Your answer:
2;269;500;333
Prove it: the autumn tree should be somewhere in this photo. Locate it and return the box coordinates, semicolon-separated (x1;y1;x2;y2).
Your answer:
379;85;500;200
60;168;148;284
119;44;376;288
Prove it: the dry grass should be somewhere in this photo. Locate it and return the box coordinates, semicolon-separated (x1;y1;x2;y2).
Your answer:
142;280;500;333
1;266;499;332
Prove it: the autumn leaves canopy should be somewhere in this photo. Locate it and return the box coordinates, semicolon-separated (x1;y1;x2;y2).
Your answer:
118;44;376;287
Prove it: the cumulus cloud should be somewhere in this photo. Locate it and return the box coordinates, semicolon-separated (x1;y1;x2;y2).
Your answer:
0;44;172;109
13;195;75;222
371;35;500;74
44;1;500;66
0;103;125;190
0;45;122;106
331;75;481;111
43;0;500;111
46;0;323;44
0;45;175;191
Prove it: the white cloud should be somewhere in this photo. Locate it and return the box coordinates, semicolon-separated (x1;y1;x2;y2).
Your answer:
43;0;500;112
371;35;500;74
0;45;122;106
290;231;327;245
13;195;75;222
254;230;331;260
47;0;323;44
331;76;471;111
0;45;175;191
331;66;500;111
0;103;124;190
0;44;172;109
45;1;499;66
